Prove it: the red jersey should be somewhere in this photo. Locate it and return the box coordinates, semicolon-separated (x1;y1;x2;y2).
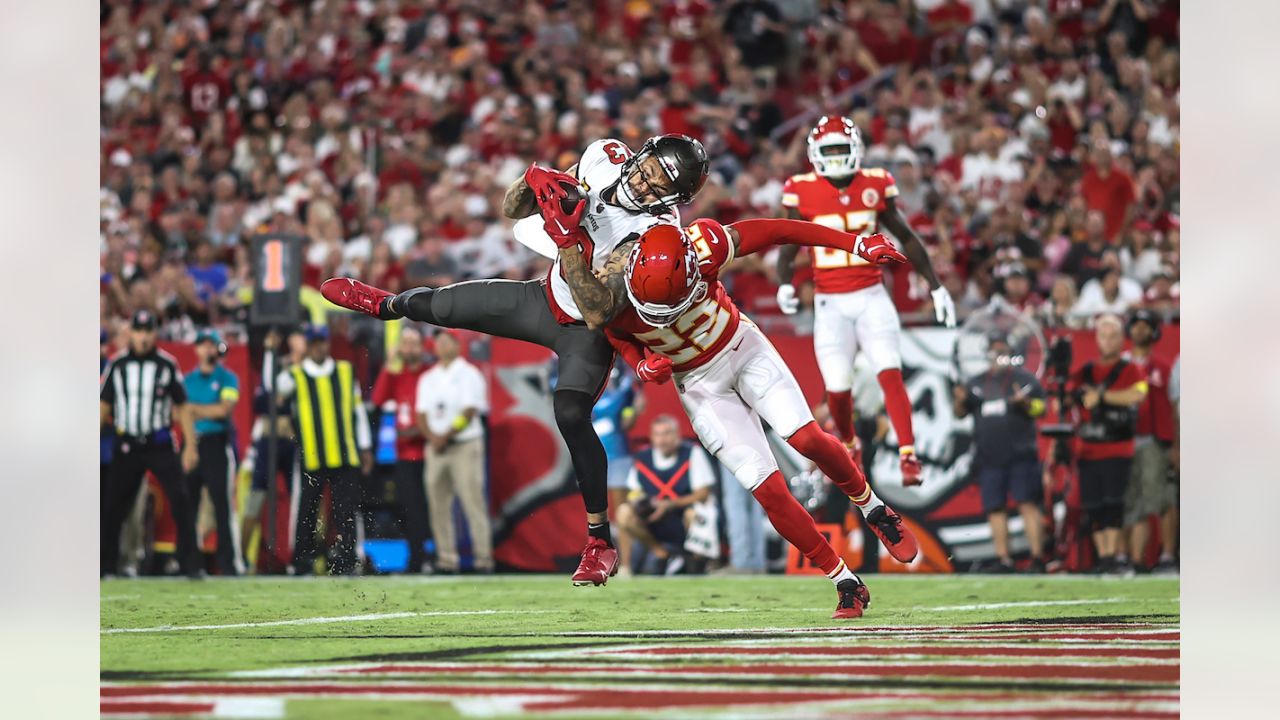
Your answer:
609;218;741;373
1069;359;1148;461
371;363;430;462
780;168;898;294
1129;352;1174;443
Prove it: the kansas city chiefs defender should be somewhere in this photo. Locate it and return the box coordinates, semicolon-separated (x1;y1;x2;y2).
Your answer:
777;116;957;487
560;212;921;619
321;134;709;587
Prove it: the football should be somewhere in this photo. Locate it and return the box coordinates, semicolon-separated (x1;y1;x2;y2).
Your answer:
556;179;586;216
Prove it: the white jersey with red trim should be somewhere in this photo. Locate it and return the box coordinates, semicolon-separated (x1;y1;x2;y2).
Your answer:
544;138;680;323
610;218;742;372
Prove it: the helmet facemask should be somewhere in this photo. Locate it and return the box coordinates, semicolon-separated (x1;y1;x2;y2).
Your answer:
807;126;862;178
615;138;699;215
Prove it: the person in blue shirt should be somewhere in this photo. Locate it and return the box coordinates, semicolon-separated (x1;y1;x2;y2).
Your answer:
594;359;644;576
184;328;244;575
187;241;230;306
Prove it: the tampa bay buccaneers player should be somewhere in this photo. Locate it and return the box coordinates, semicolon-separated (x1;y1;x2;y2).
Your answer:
321;134;709;587
776;116;956;487
540;193;920;617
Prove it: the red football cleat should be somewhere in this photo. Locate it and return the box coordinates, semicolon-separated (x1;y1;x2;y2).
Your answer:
900;451;923;487
321;277;396;319
866;505;919;563
571;537;619;587
832;577;871;619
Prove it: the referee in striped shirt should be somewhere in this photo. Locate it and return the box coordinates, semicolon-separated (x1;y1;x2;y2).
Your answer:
100;310;203;579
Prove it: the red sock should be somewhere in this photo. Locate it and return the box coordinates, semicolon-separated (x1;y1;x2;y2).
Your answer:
752;471;842;575
787;421;872;504
878;368;915;450
825;390;856;445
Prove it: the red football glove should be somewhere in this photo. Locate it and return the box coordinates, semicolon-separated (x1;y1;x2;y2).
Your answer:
636;354;673;385
525;164;587;249
853;233;907;265
523;163;561;201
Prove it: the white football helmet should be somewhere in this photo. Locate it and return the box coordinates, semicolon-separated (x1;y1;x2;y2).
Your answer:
806;115;862;178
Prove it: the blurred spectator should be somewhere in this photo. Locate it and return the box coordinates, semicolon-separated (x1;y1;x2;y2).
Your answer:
405;236;459;288
617;415;716;575
415;330;491;573
1060;211;1112;287
1071;254;1143;321
1080;141;1137;243
1037;275;1084;330
1142;265;1180;315
97;0;1177;339
953;332;1049;572
371;326;434;574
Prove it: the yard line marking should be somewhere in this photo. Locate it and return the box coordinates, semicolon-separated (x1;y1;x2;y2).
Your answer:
682;598;1179;615
102;609;557;634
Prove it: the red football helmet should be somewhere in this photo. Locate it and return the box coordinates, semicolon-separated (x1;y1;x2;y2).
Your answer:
807;115;862;178
625;224;706;327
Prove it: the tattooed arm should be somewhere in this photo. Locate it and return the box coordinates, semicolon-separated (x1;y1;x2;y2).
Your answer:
501;174;537;219
559;239;635;330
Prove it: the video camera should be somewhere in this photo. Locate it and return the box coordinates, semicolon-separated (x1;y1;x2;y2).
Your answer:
1039;335;1076;441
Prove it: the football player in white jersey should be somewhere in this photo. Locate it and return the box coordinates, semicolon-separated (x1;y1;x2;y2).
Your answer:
322;134;709;586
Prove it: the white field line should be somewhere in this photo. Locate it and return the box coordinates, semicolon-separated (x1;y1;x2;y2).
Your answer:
683;597;1179;614
102;609;558;634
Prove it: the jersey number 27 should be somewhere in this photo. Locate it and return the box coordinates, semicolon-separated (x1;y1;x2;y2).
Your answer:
810;210;877;268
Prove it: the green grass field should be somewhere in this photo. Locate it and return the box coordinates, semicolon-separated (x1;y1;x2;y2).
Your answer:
101;574;1179;719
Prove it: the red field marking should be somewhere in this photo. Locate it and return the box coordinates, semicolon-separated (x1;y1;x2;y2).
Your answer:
616;645;1179;660
101;700;215;715
101;682;1176;716
870;710;1177;719
318;661;1176;684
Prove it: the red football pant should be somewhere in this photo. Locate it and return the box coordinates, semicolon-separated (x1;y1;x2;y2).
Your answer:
878;368;915;449
826;390;856;445
752;471;842;576
787;421;872;504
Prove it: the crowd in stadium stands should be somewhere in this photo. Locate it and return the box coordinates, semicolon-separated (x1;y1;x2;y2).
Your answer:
100;0;1179;345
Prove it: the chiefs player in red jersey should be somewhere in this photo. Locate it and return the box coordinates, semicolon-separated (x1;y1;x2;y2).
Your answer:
547;203;919;618
776;116;956;487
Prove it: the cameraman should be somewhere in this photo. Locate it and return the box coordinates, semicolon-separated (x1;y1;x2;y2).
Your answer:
1069;314;1148;575
954;332;1049;573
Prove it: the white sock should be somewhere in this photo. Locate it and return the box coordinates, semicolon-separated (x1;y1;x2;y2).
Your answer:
826;559;858;586
851;486;885;515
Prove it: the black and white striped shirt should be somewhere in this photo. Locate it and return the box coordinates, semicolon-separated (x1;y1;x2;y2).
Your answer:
100;349;187;441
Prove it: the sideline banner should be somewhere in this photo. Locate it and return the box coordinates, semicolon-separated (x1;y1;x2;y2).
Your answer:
483;326;1179;572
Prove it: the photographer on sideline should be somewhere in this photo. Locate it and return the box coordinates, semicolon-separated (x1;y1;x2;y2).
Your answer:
954;332;1049;573
1069;314;1148;575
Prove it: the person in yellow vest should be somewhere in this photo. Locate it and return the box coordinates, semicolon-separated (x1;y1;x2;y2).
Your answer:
275;325;373;575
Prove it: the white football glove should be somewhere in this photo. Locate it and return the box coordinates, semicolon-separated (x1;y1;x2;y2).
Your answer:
931;285;957;328
776;283;799;315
